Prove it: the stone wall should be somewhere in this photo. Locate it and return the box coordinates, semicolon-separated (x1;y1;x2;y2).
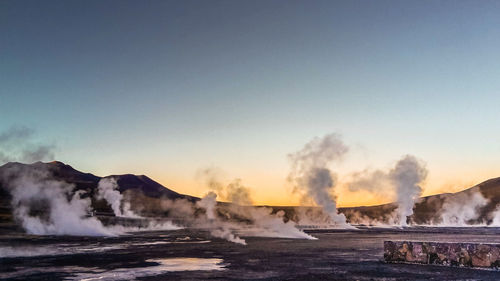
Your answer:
384;241;500;268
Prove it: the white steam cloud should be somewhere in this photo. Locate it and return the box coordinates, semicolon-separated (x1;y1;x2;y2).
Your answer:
491;206;500;226
438;190;488;226
97;177;139;218
389;155;428;226
347;169;392;199
1;165;114;236
0;164;180;236
345;155;427;226
288;134;352;228
197;191;246;245
197;170;316;243
197;191;217;220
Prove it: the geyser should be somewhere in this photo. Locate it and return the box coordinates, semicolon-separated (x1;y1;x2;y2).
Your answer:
389;155;427;226
288;134;353;228
197;171;316;243
0;164;114;236
97;177;139;218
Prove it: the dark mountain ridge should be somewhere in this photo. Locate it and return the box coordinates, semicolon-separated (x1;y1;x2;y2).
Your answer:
0;161;198;219
1;161;500;225
0;161;196;200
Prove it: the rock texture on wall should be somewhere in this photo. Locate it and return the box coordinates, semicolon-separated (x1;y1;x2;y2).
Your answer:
384;241;500;268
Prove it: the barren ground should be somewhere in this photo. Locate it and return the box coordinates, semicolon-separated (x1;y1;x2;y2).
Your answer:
1;227;500;280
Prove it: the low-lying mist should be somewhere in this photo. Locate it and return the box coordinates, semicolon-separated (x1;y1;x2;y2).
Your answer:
0;164;180;236
2;127;500;245
196;170;316;244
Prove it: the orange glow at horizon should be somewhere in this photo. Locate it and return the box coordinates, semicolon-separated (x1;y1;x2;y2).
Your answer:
88;154;500;209
152;168;499;208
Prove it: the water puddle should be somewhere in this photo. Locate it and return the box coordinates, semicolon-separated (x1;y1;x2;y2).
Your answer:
136;240;211;246
0;240;211;258
1;258;226;280
148;257;225;271
69;258;226;280
0;244;123;258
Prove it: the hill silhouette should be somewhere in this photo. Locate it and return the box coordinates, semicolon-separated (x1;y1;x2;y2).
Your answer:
1;161;499;225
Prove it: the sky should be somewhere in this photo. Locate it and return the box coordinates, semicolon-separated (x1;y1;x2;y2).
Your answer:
1;0;500;206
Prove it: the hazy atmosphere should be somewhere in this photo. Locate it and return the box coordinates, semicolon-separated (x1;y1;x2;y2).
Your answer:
2;0;500;206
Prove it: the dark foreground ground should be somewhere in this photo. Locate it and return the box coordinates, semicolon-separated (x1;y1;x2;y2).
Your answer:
1;227;500;280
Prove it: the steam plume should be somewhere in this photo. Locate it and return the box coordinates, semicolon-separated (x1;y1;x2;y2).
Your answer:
226;179;253;206
0;126;33;142
197;191;217;221
1;163;181;236
490;205;500;226
197;170;316;242
0;165;114;236
0;126;55;164
438;190;488;226
97;177;139;218
222;179;316;239
197;191;246;245
389;155;428;226
288;134;352;228
347;169;392;199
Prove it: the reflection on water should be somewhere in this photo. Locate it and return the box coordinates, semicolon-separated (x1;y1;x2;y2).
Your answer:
149;258;225;271
137;240;211;246
71;258;226;281
0;244;123;258
1;257;226;280
0;240;211;258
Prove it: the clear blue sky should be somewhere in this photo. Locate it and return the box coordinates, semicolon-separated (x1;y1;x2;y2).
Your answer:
1;0;500;205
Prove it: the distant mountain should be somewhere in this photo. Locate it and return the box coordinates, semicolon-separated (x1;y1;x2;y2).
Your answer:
337;177;500;225
1;161;500;225
412;177;500;224
255;178;500;225
2;161;197;199
0;161;198;218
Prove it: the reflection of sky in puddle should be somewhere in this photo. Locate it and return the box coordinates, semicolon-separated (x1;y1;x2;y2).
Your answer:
0;258;226;280
0;240;211;258
0;245;122;258
70;258;226;280
136;240;210;246
0;244;122;258
148;258;225;271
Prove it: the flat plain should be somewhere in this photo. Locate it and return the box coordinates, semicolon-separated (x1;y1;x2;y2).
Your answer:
1;227;500;280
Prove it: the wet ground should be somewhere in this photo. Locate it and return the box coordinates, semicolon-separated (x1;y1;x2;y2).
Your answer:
1;227;500;280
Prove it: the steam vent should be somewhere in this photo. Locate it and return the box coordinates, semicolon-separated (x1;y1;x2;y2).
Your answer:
384;241;500;268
